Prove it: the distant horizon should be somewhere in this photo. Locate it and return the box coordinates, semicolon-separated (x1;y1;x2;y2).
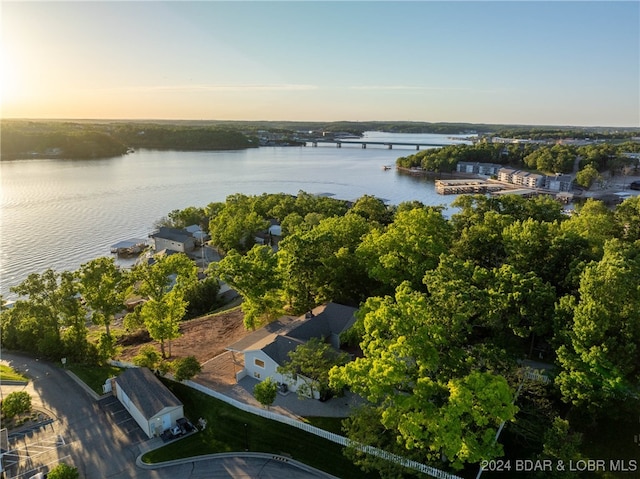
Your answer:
2;117;638;130
2;2;638;128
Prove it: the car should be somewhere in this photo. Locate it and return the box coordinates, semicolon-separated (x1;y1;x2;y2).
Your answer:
629;181;640;191
170;425;182;437
176;417;194;433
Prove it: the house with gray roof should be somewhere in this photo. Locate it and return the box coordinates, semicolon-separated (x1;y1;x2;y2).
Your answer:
114;367;184;438
149;227;196;253
226;302;357;398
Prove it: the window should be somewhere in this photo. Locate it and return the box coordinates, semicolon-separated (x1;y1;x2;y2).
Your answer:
254;359;265;368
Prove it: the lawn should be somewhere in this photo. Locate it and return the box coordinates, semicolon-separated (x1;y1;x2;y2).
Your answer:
0;364;28;382
144;380;380;479
66;364;123;394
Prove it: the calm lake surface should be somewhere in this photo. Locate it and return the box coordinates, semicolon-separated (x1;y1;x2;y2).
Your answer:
0;132;470;297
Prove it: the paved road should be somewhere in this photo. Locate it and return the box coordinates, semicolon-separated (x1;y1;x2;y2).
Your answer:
0;353;335;479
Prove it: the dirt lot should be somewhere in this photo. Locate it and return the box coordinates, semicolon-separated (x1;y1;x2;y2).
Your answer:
118;306;251;363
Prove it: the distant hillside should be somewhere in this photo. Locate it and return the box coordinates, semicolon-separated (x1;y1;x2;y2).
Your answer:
0;120;257;160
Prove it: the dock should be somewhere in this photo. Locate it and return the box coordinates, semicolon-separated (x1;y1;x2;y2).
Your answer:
435;179;506;195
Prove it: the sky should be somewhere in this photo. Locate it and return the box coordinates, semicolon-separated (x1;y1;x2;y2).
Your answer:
1;1;638;127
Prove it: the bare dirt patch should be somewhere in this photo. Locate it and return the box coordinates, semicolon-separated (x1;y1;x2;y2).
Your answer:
118;307;250;363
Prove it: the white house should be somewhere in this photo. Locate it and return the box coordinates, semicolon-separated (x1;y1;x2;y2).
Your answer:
149;227;195;253
227;303;357;398
114;367;184;438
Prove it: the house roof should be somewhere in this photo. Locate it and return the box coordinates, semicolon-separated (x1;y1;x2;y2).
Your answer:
150;227;194;243
287;302;357;341
226;316;301;353
115;367;182;420
261;335;306;365
228;302;357;364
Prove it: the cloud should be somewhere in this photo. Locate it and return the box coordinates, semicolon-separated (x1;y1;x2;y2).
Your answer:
349;85;473;92
86;83;319;93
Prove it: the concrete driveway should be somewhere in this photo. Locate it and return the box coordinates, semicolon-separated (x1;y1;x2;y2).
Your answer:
1;353;336;479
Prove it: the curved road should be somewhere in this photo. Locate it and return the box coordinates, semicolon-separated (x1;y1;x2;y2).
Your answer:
0;353;335;479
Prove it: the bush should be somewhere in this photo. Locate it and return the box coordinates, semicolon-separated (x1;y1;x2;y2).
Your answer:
2;391;31;419
133;345;162;369
172;356;201;381
253;377;278;408
47;462;79;479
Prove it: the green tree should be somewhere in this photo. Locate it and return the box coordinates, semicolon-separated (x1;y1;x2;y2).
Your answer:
329;284;517;471
172;355;202;381
561;199;620;256
535;417;583;479
555;240;640;413
253;377;278;408
575;163;602;188
132;345;163;369
278;337;349;399
46;462;79;479
133;253;196;358
209;194;269;252
1;391;31;418
133;253;197;302
6;269;88;359
349;195;393;225
78;256;130;338
278;214;374;312
212;244;281;329
357;208;452;291
614;195;640;241
140;291;186;358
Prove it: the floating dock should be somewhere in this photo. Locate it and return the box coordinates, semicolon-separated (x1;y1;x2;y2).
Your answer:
435;179;506;195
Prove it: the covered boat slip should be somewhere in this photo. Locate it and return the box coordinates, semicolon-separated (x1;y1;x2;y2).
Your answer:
110;238;148;256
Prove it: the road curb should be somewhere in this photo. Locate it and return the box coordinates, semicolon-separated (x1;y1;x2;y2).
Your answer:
136;451;340;478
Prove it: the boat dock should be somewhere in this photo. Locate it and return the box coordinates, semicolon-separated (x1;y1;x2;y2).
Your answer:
435;179;506;195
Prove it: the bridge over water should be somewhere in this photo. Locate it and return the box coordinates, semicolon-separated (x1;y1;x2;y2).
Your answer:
307;139;451;150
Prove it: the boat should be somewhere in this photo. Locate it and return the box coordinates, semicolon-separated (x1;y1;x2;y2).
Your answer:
110;238;148;256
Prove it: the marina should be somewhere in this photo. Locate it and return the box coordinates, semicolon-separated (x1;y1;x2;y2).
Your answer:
435;179;509;195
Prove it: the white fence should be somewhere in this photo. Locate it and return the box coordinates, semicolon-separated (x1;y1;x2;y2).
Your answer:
107;360;461;478
184;380;463;479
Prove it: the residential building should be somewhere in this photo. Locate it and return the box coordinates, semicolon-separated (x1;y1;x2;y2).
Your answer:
149;227;195;253
226;303;357;398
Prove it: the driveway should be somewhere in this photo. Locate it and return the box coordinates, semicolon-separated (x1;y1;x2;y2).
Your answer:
1;353;335;479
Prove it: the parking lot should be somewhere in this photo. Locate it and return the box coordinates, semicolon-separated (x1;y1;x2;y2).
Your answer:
98;395;149;444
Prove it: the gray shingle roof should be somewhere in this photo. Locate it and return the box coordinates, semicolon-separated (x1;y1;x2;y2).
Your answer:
261;335;306;365
115;367;182;420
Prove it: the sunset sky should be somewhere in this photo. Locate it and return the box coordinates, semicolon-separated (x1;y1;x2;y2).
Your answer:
1;1;638;127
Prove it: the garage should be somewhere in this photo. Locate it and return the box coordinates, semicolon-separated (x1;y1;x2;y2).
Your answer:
113;367;184;438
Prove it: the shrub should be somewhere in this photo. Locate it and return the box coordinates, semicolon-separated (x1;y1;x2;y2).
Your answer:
172;356;201;381
2;391;31;418
133;345;162;369
253;377;278;408
47;462;79;479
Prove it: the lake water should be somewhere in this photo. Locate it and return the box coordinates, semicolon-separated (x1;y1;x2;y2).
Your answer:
0;132;470;298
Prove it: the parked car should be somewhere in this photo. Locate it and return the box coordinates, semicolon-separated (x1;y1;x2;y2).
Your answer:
629;181;640;191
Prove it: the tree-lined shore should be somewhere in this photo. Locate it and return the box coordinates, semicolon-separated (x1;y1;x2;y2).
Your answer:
3;189;640;477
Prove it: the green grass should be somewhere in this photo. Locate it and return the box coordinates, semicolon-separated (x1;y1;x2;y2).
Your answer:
66;364;123;394
0;364;28;382
144;380;379;479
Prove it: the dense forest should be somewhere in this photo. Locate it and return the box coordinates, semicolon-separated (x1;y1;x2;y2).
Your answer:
0;120;257;159
396;140;640;185
3;120;638;160
3;190;639;477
